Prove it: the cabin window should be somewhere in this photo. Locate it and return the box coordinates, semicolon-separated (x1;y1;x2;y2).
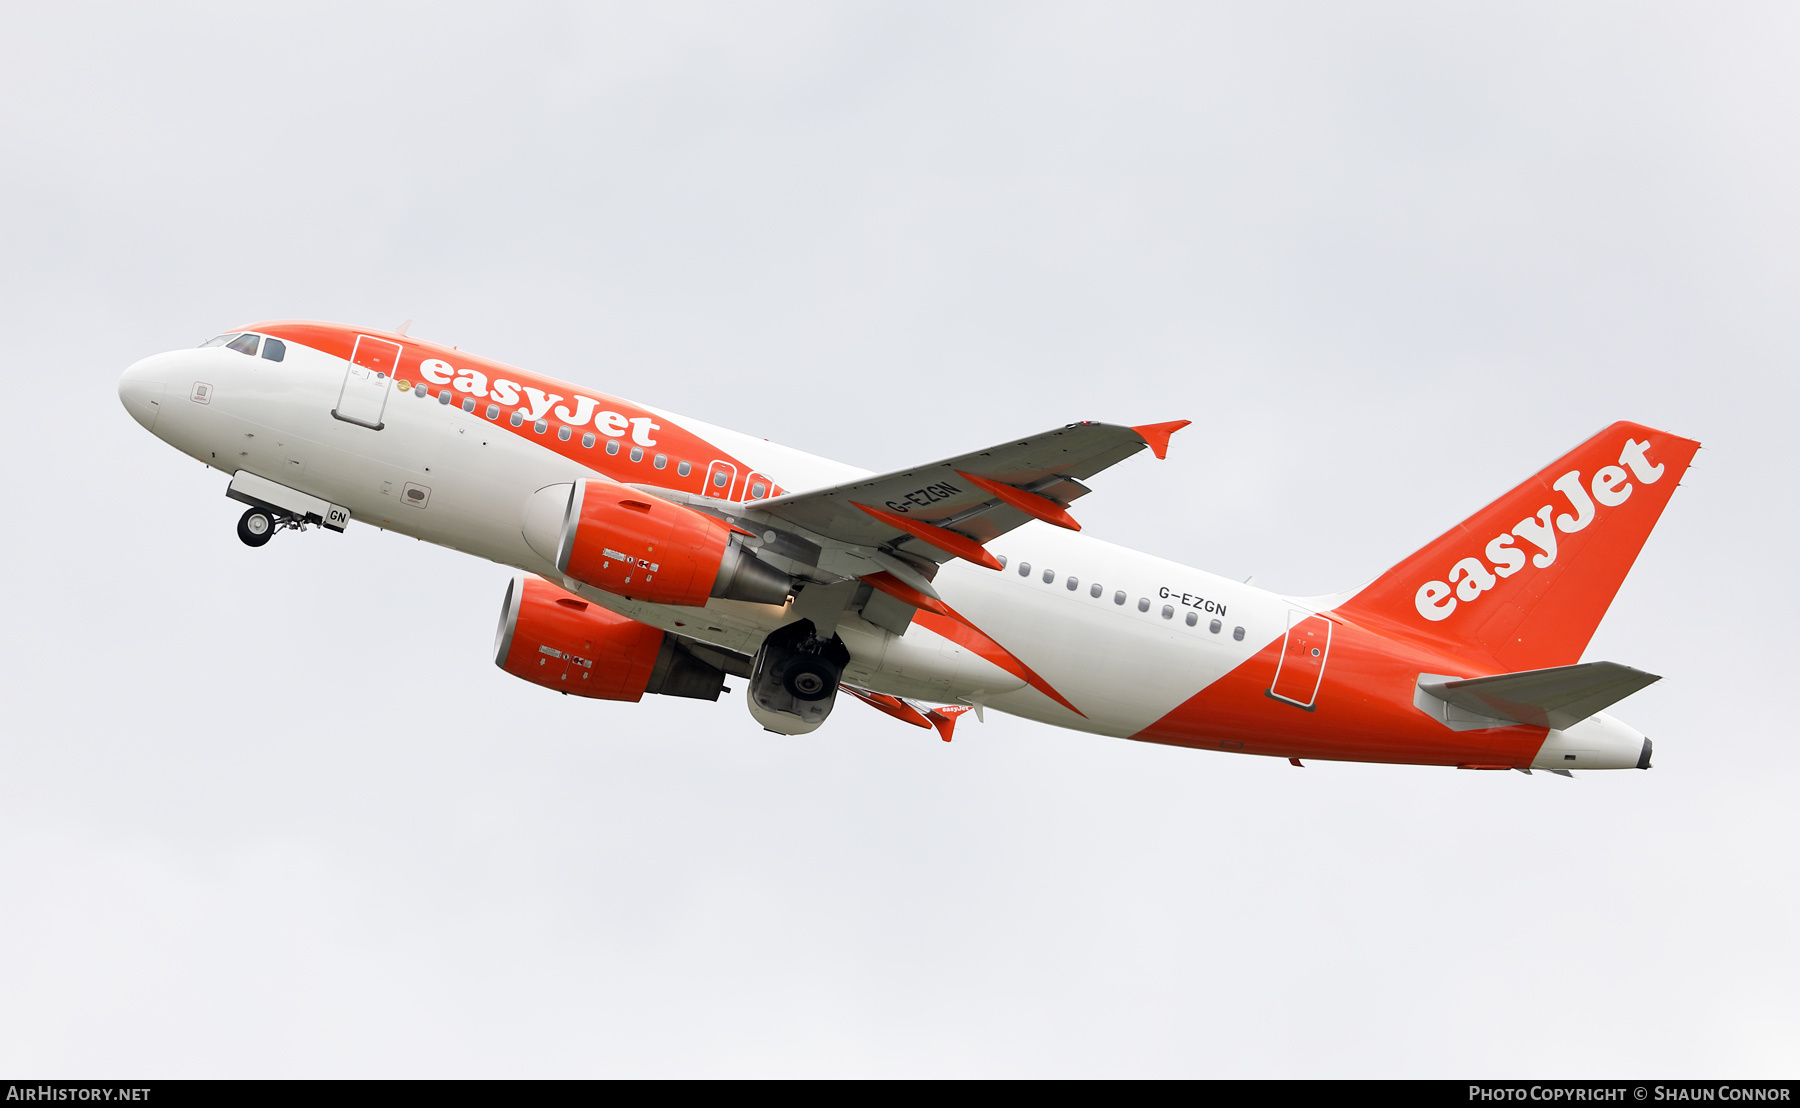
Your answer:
582;432;595;448
1137;597;1150;613
712;470;729;488
678;461;692;477
1113;590;1126;605
1018;562;1031;577
415;384;429;398
1042;569;1055;584
226;333;260;356
630;446;644;462
463;398;476;413
653;453;667;469
1233;626;1245;641
1185;612;1198;627
486;403;499;420
1066;576;1078;591
1210;619;1222;634
533;419;548;434
261;338;286;363
1162;605;1174;619
606;439;620;455
1090;583;1102;598
558;426;572;441
509;411;525;427
997;555;1008;568
750;481;767;498
438;390;452;405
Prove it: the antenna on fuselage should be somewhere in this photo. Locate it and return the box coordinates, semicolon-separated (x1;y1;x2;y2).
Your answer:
396;319;413;336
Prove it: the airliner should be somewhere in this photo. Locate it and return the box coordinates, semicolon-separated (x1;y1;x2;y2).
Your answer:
117;321;1698;772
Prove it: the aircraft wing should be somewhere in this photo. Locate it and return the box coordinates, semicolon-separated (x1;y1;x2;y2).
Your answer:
746;420;1188;570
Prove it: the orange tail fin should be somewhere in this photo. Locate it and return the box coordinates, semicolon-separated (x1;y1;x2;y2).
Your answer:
1334;421;1699;671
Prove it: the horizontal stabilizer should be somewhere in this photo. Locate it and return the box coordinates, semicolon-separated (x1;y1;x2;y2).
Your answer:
1415;661;1660;732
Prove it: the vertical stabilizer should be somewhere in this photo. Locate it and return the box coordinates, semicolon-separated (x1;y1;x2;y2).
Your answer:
1334;422;1699;671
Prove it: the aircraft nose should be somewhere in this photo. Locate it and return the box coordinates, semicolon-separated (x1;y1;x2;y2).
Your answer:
118;356;166;432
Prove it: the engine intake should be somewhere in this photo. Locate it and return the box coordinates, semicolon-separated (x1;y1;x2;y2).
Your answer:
522;480;792;608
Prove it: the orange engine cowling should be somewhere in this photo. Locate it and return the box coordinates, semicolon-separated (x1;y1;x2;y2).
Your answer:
521;479;792;608
493;575;732;701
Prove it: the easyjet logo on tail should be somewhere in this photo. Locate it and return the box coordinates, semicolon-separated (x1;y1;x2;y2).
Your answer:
1414;439;1665;623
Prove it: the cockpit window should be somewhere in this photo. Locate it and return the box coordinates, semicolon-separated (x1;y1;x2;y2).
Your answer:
226;333;260;356
261;337;286;362
200;334;238;348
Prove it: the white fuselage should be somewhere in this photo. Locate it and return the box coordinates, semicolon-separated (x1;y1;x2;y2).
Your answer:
121;340;1283;737
119;329;1657;772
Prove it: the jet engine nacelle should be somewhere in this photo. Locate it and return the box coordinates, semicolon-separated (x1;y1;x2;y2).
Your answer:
494;574;730;701
521;480;792;608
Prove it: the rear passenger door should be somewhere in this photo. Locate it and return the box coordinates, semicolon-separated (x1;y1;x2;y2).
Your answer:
1269;611;1332;710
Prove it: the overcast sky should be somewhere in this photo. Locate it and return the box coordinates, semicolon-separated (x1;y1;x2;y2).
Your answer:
1;2;1795;1076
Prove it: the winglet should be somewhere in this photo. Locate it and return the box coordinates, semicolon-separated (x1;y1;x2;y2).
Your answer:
1131;420;1191;461
926;704;977;743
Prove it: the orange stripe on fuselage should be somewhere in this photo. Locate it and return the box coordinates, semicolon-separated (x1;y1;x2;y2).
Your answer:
1132;614;1548;767
912;608;1086;719
249;320;772;497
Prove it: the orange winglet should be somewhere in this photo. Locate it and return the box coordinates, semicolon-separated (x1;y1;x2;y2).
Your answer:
926;704;977;743
846;686;933;730
860;571;952;616
1131;420;1191;461
851;503;1004;571
953;471;1081;531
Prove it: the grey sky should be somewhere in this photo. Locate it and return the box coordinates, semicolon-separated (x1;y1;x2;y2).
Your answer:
1;2;1794;1075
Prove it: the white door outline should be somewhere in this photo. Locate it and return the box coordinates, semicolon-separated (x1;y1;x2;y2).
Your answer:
703;460;738;500
1268;610;1333;710
742;471;774;502
333;335;402;430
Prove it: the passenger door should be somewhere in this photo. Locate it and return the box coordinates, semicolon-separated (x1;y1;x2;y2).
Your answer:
332;335;402;429
1269;611;1332;710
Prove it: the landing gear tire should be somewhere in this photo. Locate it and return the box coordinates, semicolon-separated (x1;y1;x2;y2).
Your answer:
237;507;276;547
783;655;840;701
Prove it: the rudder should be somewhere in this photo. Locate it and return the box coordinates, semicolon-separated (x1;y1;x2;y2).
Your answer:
1334;421;1699;671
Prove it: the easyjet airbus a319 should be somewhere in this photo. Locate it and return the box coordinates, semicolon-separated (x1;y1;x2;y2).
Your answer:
119;321;1698;772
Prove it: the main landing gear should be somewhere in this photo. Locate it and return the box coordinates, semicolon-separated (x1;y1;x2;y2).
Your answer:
236;506;313;548
745;619;851;735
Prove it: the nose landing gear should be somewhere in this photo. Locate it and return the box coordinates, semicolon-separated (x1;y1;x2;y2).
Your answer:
235;506;313;547
237;507;275;547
